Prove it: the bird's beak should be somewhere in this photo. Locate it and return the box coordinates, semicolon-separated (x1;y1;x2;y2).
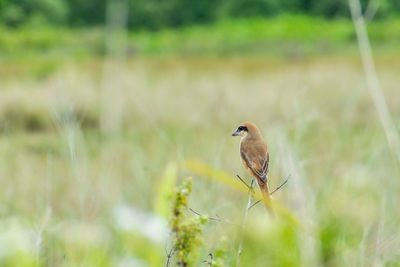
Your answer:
232;130;240;136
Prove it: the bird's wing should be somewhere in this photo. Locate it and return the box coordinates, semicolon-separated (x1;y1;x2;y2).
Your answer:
259;152;269;178
241;151;269;184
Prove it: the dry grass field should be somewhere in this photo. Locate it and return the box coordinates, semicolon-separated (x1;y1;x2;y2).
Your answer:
1;49;400;266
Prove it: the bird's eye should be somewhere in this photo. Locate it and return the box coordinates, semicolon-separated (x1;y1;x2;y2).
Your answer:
238;126;247;131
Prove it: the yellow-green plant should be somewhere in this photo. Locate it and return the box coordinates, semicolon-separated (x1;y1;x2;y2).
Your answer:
170;178;207;267
202;237;228;267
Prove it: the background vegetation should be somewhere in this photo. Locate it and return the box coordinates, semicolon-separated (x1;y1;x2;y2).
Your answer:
1;0;400;29
1;0;400;266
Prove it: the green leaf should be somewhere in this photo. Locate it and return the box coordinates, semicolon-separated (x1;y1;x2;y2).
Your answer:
154;162;178;218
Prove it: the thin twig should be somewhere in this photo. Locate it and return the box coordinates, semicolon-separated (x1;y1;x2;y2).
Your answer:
248;200;262;210
201;253;214;266
165;247;174;267
188;208;240;227
236;179;255;267
188;207;206;217
248;176;289;210
236;175;254;193
270;176;289;195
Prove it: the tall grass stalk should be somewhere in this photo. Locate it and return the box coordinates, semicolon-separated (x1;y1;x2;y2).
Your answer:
349;0;400;173
236;179;255;267
277;134;321;266
101;0;128;134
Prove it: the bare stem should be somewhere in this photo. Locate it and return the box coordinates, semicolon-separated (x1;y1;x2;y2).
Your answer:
188;208;240;227
236;175;254;193
165;247;174;267
236;179;255;267
201;253;214;266
249;176;290;210
270;176;289;195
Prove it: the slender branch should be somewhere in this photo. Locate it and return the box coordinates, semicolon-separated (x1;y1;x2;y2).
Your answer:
248;176;289;210
270;176;289;195
248;200;262;210
188;208;240;227
201;253;214;266
236;179;255;267
165;247;175;267
235;175;254;193
188;207;205;217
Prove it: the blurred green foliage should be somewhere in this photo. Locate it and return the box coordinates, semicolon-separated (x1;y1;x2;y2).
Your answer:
1;52;400;265
1;0;400;266
0;15;399;63
171;178;208;266
0;0;399;29
154;162;178;219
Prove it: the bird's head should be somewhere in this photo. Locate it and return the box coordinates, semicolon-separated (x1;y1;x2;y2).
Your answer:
232;124;248;137
232;122;260;138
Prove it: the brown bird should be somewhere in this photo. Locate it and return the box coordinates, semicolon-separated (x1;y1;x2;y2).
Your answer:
232;122;272;211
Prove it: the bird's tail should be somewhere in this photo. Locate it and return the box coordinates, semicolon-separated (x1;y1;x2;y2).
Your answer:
257;178;273;214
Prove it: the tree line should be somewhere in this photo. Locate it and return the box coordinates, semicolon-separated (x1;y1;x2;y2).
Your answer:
1;0;398;29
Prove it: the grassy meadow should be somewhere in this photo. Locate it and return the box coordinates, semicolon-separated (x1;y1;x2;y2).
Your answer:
1;15;400;266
